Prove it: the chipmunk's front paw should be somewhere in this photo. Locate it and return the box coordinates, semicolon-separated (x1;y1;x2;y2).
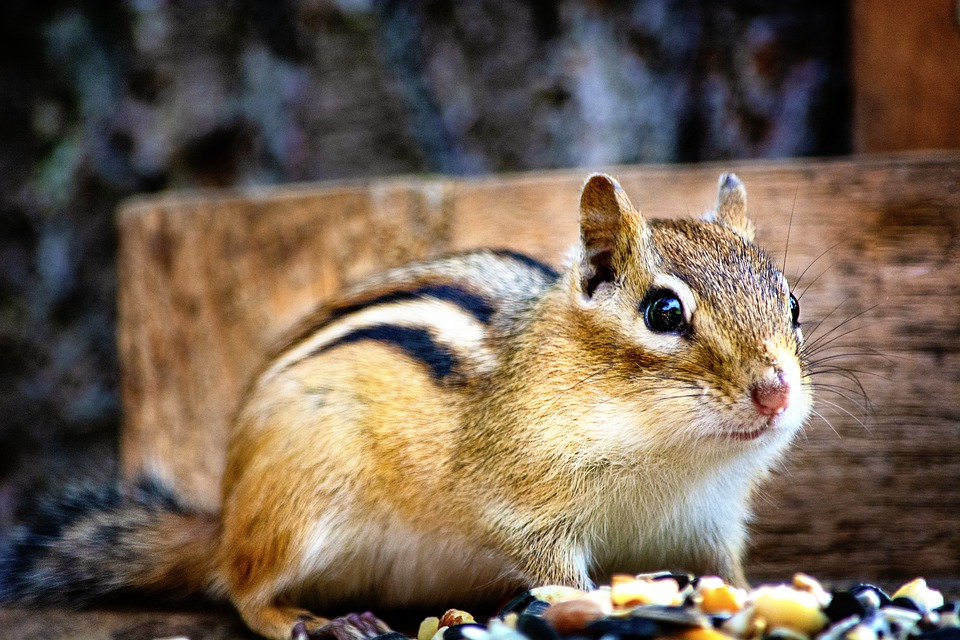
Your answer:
292;612;391;640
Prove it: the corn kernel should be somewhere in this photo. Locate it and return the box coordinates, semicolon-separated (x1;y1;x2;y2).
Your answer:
751;585;829;635
418;617;440;640
697;576;747;614
611;575;681;607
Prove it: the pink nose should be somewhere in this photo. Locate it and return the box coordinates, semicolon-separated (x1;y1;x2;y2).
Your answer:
751;376;791;417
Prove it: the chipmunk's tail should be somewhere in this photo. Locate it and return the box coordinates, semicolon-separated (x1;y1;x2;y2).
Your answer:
0;479;224;605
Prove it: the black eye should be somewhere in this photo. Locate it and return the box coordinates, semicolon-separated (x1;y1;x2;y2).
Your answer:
644;290;686;334
789;293;800;326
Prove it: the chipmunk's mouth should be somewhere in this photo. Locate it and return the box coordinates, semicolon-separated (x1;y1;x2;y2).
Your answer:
726;425;770;441
724;417;779;441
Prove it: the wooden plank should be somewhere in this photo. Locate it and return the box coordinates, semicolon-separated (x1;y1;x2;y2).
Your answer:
852;0;960;151
117;152;960;580
117;181;457;510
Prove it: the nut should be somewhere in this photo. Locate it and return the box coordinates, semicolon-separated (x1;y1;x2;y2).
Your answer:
542;597;607;633
791;573;831;608
892;578;944;611
439;609;476;627
530;585;589;605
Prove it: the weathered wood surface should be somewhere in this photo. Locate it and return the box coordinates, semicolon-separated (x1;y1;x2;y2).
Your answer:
0;605;258;640
852;0;960;152
117;152;960;581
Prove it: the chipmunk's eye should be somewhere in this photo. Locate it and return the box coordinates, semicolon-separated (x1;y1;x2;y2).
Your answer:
789;293;800;326
643;289;685;334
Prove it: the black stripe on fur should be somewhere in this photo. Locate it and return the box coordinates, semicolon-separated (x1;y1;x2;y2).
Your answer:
489;249;560;280
316;325;462;384
326;283;497;328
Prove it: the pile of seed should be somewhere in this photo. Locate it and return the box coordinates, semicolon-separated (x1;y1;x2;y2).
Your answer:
406;574;960;640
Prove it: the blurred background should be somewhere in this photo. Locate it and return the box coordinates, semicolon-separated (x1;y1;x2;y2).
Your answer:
0;0;957;534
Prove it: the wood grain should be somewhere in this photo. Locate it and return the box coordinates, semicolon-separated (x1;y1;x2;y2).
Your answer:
117;152;960;580
852;0;960;151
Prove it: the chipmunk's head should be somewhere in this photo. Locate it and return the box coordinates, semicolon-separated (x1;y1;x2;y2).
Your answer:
569;173;811;458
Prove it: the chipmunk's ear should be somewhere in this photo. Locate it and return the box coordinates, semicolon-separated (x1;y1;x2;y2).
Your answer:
578;173;648;298
707;173;756;241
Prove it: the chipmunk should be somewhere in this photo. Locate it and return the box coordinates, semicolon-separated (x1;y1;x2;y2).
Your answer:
1;174;812;640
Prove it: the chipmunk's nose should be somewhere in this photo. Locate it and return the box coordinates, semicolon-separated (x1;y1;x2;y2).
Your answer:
751;371;791;417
